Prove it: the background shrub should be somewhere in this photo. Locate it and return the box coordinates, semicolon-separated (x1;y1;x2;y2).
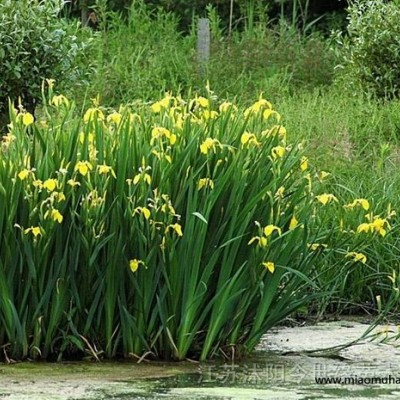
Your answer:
0;0;89;123
339;0;400;98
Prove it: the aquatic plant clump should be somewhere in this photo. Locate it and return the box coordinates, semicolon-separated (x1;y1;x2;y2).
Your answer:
0;85;392;361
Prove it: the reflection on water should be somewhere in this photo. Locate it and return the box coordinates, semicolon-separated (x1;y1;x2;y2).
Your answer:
3;322;400;399
91;354;400;399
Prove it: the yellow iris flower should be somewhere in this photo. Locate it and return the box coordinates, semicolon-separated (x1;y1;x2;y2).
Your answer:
18;169;31;181
43;179;58;192
344;198;370;211
261;261;275;274
289;216;298;230
133;207;151;220
22;112;34;126
263;109;281;121
75;161;93;176
45;209;63;224
107;112;122;125
129;259;145;273
165;223;183;237
83;107;105;123
244;95;272;117
308;243;328;251
151;94;171;113
51;95;69;107
300;156;308;171
151;126;176;145
132;172;152;185
24;226;42;237
219;102;238;113
194;96;209;108
316;193;338;205
248;236;268;247
346;252;367;264
200;138;221;155
198;178;214;190
67;179;81;187
97;164;116;178
271;146;285;159
357;217;390;237
263;225;282;237
241;132;260;147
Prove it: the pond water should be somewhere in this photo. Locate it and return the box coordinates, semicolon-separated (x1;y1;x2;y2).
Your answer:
2;320;400;399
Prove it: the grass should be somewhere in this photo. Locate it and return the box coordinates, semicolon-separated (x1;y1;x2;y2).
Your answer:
71;2;335;108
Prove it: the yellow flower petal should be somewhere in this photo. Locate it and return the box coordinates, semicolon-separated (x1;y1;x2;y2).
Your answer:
308;243;328;251
275;186;285;199
241;132;260;147
300;156;308;172
360;199;370;211
200;138;219;155
18;169;30;181
84;108;104;123
24;226;42;237
33;179;43;189
51;95;69;107
129;259;144;273
151;102;162;113
22;112;34;126
259;236;267;247
219;102;238;113
144;174;152;185
357;223;372;234
263;225;282;237
51;209;63;224
346;252;367;264
169;133;177;145
289;216;298;230
67;179;80;187
344;198;370;211
197;178;214;190
142;207;151;220
316;193;338;205
271;146;285;159
262;261;275;273
75;161;93;176
132;174;141;185
43;179;57;192
166;223;183;237
263;109;281;121
107;112;122;125
172;223;183;236
196;96;209;108
32;226;41;237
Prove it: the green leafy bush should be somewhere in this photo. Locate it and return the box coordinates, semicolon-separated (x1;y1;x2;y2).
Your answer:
0;0;88;118
339;0;400;98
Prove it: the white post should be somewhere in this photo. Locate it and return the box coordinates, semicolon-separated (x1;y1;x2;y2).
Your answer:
197;18;210;76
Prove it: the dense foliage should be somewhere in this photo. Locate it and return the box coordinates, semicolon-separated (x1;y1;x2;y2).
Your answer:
339;0;400;98
1;86;390;361
0;0;88;119
68;0;348;32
